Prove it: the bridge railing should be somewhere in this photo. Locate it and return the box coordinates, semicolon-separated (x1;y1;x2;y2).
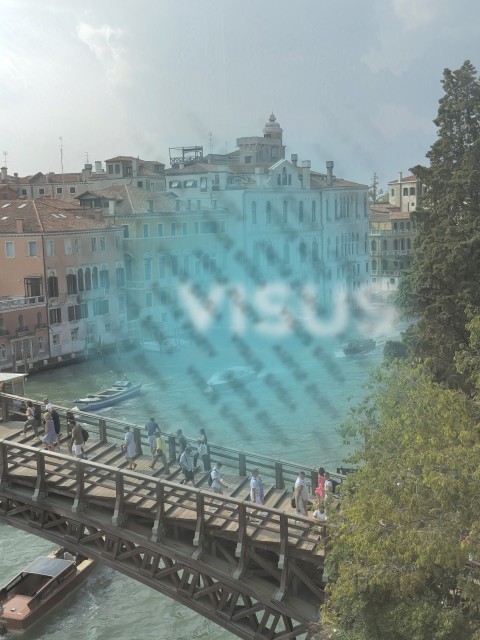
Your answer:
0;439;324;550
0;391;347;494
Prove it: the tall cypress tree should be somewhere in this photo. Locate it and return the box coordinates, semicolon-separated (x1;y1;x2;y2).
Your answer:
397;61;480;388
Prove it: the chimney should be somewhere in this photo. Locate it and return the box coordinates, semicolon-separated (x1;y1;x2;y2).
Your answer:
301;160;311;189
16;219;24;233
326;161;334;187
1;166;7;182
95;161;103;173
82;163;92;180
291;154;298;167
398;171;403;183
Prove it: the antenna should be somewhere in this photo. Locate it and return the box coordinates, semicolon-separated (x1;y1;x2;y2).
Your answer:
59;137;64;175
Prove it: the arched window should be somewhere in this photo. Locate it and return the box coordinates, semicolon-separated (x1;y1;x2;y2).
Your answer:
312;201;316;221
266;243;275;266
299;241;307;263
382;239;387;251
116;267;125;287
84;267;92;290
47;272;59;297
92;266;99;289
400;222;405;230
78;268;84;291
36;311;43;328
407;238;411;250
401;239;405;251
372;259;377;271
66;273;78;295
393;239;399;251
18;314;24;329
312;240;319;263
38;336;44;352
100;267;110;288
371;240;377;252
299;201;304;223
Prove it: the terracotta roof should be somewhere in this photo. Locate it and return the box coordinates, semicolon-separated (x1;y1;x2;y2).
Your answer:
388;174;417;184
0;198;115;233
77;184;186;215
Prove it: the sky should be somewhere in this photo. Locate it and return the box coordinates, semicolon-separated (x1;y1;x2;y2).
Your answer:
1;0;480;191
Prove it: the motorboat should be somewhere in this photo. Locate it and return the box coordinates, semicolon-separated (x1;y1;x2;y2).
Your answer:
342;337;376;356
73;378;142;411
207;366;257;392
143;338;189;353
0;548;95;632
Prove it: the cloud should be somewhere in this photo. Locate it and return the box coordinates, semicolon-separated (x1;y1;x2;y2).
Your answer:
76;22;129;87
392;0;436;30
372;103;434;141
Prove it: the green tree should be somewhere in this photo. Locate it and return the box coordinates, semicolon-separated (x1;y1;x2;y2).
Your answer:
322;362;480;640
396;61;480;388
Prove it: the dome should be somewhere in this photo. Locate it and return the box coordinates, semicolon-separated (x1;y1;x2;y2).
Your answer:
263;113;283;138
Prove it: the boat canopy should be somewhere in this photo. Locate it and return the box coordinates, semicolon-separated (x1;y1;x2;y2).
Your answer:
22;557;74;577
113;380;132;388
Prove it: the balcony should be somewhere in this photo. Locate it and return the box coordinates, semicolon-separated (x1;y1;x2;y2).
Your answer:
0;295;46;311
16;326;31;336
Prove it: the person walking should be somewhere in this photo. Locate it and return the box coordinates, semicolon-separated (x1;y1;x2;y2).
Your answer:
193;428;210;471
23;400;39;438
43;397;53;413
294;471;309;516
42;411;56;451
250;468;265;505
210;462;229;494
176;428;188;455
51;407;61;449
315;466;326;501
179;445;195;486
145;417;159;457
150;431;170;473
122;426;137;470
70;421;85;458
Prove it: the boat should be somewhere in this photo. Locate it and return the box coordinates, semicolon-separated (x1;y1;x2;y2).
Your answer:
73;378;142;411
143;338;189;353
0;548;95;632
207;366;257;392
342;337;376;355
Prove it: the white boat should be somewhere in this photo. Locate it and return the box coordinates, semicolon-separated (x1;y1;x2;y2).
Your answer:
0;548;95;632
73;379;142;411
207;366;257;392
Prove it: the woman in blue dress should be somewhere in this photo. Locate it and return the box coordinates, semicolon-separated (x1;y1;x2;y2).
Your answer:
43;412;56;451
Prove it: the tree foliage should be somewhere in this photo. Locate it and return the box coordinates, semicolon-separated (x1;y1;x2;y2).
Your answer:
396;61;480;388
322;362;480;640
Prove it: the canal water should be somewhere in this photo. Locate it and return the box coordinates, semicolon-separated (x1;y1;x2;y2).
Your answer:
1;309;404;639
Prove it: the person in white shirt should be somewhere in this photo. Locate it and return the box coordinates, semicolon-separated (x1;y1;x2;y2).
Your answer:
250;468;264;505
312;506;327;522
43;397;53;413
294;471;309;516
210;462;229;494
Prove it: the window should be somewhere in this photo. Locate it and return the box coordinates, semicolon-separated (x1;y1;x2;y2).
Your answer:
410;187;416;195
194;222;199;234
108;164;113;174
182;222;187;235
144;257;152;281
99;268;110;288
46;240;54;256
148;200;154;213
391;189;394;196
146;292;153;308
299;201;304;223
18;314;24;330
171;223;176;236
52;334;60;345
0;344;6;360
74;238;81;253
122;224;130;238
115;164;120;174
245;156;252;163
21;189;27;196
116;267;125;287
66;273;78;295
84;267;92;290
38;188;45;195
91;237;97;251
77;268;84;291
49;308;62;324
312;240;319;262
159;256;166;278
36;311;44;328
68;304;88;321
92;266;99;289
64;238;72;255
48;273;59;297
115;235;121;249
100;236;106;250
105;322;111;333
28;241;37;257
137;181;143;188
71;328;79;341
125;256;133;282
5;241;14;258
143;224;150;238
171;255;179;276
299;241;307;263
56;187;63;194
25;276;42;297
69;186;76;194
93;300;109;316
183;255;190;275
403;187;408;196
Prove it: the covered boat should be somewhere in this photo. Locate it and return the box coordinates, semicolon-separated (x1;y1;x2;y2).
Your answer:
73;379;141;411
0;548;95;632
207;366;257;392
342;337;376;356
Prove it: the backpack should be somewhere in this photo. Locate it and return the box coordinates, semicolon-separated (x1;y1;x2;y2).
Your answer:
82;428;89;442
33;405;42;421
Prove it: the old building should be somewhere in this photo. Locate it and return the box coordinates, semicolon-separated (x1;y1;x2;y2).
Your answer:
0;198;127;372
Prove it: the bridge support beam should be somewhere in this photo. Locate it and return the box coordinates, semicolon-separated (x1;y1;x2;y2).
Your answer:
112;471;126;526
72;461;86;513
33;450;47;502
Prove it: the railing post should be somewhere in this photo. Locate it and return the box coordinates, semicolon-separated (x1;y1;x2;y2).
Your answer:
32;450;47;502
239;452;247;477
233;502;248;579
112;471;126;526
72;460;86;513
133;426;143;456
275;461;284;489
98;418;107;444
0;442;9;490
151;483;166;542
168;435;176;462
192;491;206;559
274;513;289;601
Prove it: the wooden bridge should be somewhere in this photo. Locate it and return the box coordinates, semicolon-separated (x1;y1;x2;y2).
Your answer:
0;392;345;639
